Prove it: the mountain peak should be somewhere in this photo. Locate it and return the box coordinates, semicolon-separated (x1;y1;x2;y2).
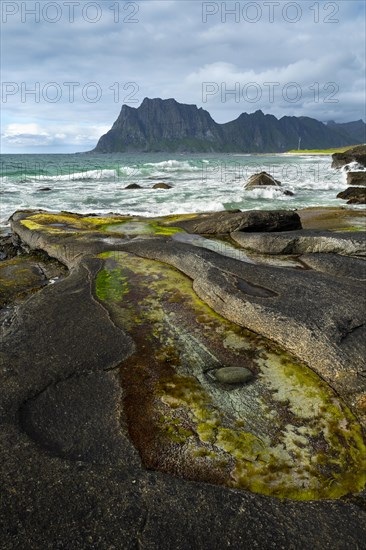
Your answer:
141;97;177;105
94;98;365;153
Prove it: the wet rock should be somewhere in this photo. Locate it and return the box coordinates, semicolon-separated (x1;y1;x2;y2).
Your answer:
125;183;143;189
244;171;282;189
332;145;366;169
231;229;366;256
0;254;67;307
38;187;52;191
211;367;253;384
21;370;140;466
152;182;173;189
0;233;21;260
117;235;366;426
337;187;366;204
2;209;366;549
171;210;302;235
300;253;366;281
347;172;366;186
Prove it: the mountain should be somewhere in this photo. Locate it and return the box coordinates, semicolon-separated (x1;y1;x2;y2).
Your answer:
93;98;366;153
326;120;366;145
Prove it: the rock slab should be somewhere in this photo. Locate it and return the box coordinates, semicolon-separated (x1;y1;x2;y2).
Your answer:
172;210;302;234
337;187;366;204
332;145;366;169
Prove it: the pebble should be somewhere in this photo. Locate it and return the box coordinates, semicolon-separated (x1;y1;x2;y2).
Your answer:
213;367;253;385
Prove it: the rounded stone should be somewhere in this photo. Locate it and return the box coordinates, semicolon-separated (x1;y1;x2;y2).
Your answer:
125;183;143;189
152;182;173;189
212;367;253;385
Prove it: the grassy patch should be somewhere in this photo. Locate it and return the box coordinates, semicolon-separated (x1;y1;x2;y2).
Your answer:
286;146;360;155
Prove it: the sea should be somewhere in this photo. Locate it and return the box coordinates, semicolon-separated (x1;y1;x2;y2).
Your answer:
0;152;363;230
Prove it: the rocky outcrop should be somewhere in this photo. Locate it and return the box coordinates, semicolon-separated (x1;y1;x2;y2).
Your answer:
337;187;366;204
1;209;366;549
125;183;143;189
152;182;173;189
332;145;366;169
170;210;302;234
231;229;366;257
244;172;294;196
244;171;281;188
0;253;67;307
93;98;366;153
347;172;366;186
299;253;366;281
0;232;21;260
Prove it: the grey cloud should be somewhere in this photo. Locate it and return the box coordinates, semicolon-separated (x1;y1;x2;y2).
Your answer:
1;0;365;152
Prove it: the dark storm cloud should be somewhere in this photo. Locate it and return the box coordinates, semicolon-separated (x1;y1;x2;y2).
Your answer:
1;0;365;152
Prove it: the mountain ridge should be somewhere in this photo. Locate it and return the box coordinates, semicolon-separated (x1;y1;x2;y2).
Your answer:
93;98;366;153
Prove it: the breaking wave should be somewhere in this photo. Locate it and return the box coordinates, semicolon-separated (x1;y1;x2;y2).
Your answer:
0;151;356;227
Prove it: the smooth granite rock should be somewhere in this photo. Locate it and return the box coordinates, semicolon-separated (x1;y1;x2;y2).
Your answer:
300;253;366;281
0;209;365;549
171;210;302;235
212;366;254;384
231;229;366;256
152;182;173;189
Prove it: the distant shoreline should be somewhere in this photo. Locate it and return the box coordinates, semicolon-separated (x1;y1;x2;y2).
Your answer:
285;146;363;155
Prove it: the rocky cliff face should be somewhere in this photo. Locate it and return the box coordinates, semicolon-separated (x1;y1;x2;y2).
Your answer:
96;98;224;152
93;98;366;153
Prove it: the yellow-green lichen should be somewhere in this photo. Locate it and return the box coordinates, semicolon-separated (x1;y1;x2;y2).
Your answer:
150;221;183;236
21;218;67;233
95;250;366;500
20;212;128;234
157;370;365;499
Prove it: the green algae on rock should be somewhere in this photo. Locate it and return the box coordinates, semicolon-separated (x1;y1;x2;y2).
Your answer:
95;251;366;501
96;268;129;303
18;211;184;238
105;220;182;236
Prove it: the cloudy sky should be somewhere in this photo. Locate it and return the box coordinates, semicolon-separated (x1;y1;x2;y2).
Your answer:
1;0;365;152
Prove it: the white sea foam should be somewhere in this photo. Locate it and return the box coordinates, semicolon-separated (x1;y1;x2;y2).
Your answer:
6;168;119;183
143;159;200;172
341;161;366;173
119;166;142;176
0;153;359;228
244;187;290;199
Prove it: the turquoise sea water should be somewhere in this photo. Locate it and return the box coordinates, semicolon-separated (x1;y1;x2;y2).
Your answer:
0;152;359;228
